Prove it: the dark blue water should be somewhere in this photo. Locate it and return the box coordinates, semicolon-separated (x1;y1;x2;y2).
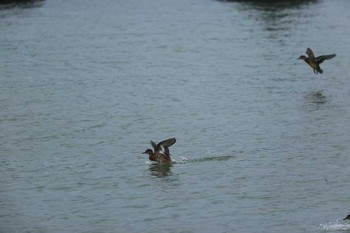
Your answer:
1;0;350;232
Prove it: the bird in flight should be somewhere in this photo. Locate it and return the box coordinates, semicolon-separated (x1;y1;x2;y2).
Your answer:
298;48;336;74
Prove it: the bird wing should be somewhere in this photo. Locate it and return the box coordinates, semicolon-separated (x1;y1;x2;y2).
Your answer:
156;138;176;155
306;48;315;58
150;140;157;152
157;147;172;161
158;145;167;155
315;54;336;64
158;138;176;148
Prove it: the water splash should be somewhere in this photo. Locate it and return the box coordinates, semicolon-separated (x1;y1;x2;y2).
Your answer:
171;156;188;164
319;221;350;231
144;156;187;165
145;161;155;165
145;155;233;165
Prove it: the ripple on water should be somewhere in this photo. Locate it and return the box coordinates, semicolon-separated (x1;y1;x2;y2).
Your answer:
305;90;329;104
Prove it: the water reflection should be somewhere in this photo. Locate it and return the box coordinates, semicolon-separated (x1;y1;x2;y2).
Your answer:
306;91;328;103
217;0;317;8
149;163;173;178
0;0;44;9
217;0;318;40
303;90;329;111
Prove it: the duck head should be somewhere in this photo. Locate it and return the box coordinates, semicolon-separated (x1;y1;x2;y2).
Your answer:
142;149;153;156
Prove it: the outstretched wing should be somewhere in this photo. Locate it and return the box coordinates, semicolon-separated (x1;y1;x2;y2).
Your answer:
150;140;157;151
156;138;176;155
306;48;315;58
158;145;168;155
316;54;336;64
158;138;176;148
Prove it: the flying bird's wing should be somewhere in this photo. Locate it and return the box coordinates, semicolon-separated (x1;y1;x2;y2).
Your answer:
316;54;336;64
306;48;315;58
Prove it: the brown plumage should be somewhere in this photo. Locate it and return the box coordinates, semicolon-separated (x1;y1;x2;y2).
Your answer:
142;138;176;163
298;48;336;74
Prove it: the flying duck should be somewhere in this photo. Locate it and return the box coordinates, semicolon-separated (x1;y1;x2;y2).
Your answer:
298;48;336;74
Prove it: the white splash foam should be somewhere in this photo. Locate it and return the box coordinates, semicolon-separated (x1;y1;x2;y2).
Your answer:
144;156;188;165
319;222;350;231
172;156;188;164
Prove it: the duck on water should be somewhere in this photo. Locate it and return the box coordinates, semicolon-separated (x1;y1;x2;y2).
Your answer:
142;138;176;163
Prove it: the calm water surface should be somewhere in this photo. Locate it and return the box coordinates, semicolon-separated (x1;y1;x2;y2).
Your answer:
1;0;350;232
